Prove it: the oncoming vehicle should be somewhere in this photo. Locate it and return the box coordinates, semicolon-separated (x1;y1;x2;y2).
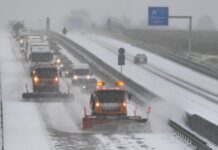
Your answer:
134;54;147;64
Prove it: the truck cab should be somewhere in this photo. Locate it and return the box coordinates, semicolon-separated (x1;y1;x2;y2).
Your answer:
90;81;131;116
32;65;60;92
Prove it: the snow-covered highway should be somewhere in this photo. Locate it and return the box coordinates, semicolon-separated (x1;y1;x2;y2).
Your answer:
66;32;218;126
0;29;195;150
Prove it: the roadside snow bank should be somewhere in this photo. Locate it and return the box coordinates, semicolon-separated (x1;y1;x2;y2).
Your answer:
4;102;53;150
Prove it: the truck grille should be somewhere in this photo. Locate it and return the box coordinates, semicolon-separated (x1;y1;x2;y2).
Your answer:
102;103;120;112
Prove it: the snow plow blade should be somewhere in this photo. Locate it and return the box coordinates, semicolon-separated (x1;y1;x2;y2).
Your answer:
82;115;148;133
22;92;71;99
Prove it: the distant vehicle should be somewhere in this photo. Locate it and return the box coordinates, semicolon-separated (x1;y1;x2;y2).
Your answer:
55;54;70;69
71;63;92;84
28;44;53;76
81;78;97;93
49;41;61;52
23;35;44;58
18;28;29;48
134;54;147;64
62;61;73;77
11;21;25;39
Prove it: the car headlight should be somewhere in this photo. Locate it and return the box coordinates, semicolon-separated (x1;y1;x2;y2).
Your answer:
65;71;69;74
82;86;86;89
60;64;63;68
86;75;90;79
20;40;23;44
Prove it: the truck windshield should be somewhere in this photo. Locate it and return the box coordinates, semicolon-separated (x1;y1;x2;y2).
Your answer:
31;53;52;62
96;90;125;103
74;69;89;75
36;68;57;78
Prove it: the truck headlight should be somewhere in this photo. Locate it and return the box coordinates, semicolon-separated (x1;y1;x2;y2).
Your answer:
56;59;61;64
86;75;90;79
95;102;100;107
54;77;59;82
20;40;23;44
122;102;127;107
33;76;39;83
73;75;78;80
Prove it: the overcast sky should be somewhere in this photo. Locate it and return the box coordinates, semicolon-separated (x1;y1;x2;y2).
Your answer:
1;0;218;29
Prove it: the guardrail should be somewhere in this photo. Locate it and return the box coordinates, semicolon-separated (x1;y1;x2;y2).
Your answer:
169;120;212;150
111;27;218;79
44;31;215;149
45;31;158;104
186;113;218;145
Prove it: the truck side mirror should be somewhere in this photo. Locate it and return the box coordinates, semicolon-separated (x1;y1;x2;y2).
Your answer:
90;94;94;100
59;71;62;78
128;93;132;100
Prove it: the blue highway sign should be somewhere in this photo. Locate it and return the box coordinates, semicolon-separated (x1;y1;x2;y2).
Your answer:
148;7;169;26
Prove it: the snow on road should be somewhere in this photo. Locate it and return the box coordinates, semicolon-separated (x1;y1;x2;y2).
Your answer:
0;28;198;150
66;32;218;126
52;38;192;150
0;30;53;150
4;102;52;150
95;133;191;150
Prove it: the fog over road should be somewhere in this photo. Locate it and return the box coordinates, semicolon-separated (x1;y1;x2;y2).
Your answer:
1;0;218;30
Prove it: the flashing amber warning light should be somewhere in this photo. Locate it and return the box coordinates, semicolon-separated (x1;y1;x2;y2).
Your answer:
96;80;105;87
115;81;125;87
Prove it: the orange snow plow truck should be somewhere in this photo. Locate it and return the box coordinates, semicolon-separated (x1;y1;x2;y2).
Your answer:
82;81;148;131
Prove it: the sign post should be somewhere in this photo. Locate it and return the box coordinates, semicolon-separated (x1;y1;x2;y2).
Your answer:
148;7;192;51
46;17;50;31
169;16;192;51
118;48;125;73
